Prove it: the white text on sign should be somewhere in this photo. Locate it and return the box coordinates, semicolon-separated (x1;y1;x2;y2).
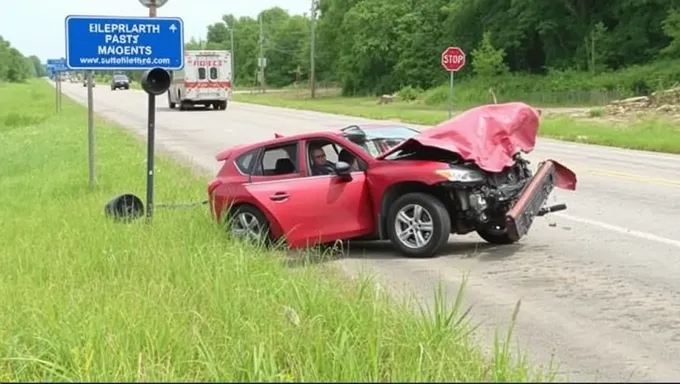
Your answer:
89;23;163;56
443;55;465;64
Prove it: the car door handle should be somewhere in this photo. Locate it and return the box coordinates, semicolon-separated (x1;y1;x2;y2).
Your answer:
269;192;289;201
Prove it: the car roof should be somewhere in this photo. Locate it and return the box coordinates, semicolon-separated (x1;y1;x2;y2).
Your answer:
214;123;419;161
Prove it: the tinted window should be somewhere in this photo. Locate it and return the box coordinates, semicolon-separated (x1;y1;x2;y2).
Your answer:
198;68;206;80
209;67;218;79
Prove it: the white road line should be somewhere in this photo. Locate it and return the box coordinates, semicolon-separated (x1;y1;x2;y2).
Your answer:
556;212;680;248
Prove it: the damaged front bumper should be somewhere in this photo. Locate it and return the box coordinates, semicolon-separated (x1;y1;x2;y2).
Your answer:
505;160;567;241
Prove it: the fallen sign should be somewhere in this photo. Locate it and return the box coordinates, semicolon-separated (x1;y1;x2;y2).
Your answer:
103;67;177;222
104;193;208;222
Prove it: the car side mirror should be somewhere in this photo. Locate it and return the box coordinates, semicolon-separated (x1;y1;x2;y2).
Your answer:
335;161;352;181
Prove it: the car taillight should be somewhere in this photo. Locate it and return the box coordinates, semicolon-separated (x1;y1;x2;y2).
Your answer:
208;180;221;197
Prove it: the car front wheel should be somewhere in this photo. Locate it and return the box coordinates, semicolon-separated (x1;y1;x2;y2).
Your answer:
386;192;451;258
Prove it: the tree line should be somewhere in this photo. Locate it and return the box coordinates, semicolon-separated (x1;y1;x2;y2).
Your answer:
0;36;45;82
197;0;680;95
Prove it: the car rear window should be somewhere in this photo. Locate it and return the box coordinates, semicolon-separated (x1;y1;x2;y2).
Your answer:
234;149;257;174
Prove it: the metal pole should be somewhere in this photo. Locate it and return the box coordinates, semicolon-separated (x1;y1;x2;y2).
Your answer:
230;28;235;90
310;0;317;98
55;76;59;113
146;93;156;219
146;0;157;219
87;70;95;188
448;71;454;118
259;14;265;93
58;76;62;111
149;0;157;17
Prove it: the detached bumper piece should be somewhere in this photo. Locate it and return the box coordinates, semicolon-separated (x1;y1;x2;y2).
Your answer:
505;160;567;241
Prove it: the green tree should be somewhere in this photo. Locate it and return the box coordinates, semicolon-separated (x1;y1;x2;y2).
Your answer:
471;32;509;78
660;8;680;57
0;36;34;83
199;0;679;94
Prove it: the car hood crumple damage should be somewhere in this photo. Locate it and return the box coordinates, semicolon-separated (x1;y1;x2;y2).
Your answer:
376;102;577;190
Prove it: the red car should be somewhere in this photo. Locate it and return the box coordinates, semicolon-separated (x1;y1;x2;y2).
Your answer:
208;102;577;258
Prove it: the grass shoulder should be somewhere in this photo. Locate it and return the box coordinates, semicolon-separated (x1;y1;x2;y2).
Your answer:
0;80;552;381
235;92;680;154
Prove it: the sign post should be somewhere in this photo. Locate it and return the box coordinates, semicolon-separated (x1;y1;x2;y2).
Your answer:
440;46;466;118
64;15;184;206
47;58;67;113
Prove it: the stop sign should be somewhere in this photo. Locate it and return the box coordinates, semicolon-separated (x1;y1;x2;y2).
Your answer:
441;47;466;72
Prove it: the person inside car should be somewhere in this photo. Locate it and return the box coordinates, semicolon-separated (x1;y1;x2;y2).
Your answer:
309;146;335;176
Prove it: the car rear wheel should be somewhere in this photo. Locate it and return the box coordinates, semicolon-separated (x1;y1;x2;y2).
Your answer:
386;192;451;258
226;205;271;246
476;221;517;245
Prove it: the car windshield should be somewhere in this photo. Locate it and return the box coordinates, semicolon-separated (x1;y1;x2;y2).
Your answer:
344;126;419;157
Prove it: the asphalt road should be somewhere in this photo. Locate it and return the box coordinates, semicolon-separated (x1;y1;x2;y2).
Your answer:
57;81;680;382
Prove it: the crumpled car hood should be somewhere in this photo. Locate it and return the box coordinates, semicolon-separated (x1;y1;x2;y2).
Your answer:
376;102;577;190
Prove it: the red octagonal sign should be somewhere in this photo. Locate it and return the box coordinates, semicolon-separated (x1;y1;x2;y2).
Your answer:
441;46;466;72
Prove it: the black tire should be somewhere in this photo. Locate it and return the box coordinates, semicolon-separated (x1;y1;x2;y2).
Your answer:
224;204;272;246
476;222;517;245
386;192;451;258
219;100;228;110
168;94;176;109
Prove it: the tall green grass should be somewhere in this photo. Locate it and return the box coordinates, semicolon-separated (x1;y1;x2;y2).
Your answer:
0;81;552;381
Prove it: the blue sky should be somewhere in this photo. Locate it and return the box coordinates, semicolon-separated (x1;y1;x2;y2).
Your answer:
1;0;310;61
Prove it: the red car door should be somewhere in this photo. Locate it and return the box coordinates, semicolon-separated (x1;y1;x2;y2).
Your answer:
244;173;374;248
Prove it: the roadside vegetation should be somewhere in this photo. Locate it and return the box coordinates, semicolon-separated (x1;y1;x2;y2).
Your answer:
0;80;554;381
179;1;680;98
0;35;44;82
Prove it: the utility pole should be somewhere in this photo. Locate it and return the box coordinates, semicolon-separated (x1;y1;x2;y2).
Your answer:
259;13;266;93
149;0;156;16
310;0;318;98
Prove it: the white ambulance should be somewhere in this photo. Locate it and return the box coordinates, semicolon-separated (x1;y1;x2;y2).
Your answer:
168;50;232;111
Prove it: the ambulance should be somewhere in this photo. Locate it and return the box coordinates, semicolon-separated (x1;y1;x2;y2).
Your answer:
168;50;232;111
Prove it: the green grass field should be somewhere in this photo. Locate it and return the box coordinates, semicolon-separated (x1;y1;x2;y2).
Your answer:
235;92;680;154
0;81;553;381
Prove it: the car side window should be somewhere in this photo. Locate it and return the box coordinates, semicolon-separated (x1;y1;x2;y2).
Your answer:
253;142;299;177
306;139;367;176
234;149;258;175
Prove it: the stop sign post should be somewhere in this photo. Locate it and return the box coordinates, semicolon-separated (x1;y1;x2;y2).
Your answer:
441;46;466;117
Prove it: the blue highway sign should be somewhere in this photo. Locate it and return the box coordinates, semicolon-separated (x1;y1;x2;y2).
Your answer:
64;15;185;71
47;58;68;72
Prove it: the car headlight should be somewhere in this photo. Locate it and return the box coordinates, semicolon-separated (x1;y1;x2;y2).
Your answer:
435;166;485;183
